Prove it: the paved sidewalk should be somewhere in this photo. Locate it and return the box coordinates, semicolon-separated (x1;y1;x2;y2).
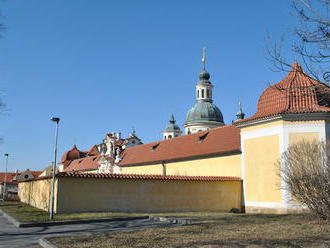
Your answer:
0;212;173;248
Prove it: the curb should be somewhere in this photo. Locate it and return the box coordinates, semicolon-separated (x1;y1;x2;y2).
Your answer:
19;216;149;228
149;216;192;225
39;238;58;248
0;208;192;228
0;208;21;228
0;208;149;228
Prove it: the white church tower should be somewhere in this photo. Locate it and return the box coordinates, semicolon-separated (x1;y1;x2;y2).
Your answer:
184;48;224;134
162;114;182;140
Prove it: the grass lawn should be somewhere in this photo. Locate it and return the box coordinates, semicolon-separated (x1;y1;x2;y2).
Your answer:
48;213;330;248
0;201;147;223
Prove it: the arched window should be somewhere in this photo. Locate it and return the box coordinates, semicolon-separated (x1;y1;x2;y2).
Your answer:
168;135;172;139
206;89;210;98
197;90;199;98
201;89;205;98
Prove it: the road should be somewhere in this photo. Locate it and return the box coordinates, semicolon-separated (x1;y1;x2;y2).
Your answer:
0;212;173;248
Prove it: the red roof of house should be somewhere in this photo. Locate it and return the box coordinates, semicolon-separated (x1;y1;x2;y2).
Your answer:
237;63;330;124
64;155;101;172
87;145;100;156
57;172;242;181
60;145;87;164
0;173;16;183
0;170;42;183
31;171;43;178
119;125;241;166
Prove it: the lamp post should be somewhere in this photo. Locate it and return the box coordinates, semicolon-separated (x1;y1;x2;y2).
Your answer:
49;117;60;220
2;154;8;200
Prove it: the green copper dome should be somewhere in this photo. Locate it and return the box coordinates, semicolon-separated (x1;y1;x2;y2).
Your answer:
185;102;224;125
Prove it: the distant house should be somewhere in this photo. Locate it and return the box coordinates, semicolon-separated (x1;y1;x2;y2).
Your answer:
0;170;42;197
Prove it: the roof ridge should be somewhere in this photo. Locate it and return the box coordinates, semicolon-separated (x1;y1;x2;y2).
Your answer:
124;125;237;151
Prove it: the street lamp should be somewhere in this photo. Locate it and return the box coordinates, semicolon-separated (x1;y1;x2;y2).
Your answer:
49;117;60;220
2;153;9;200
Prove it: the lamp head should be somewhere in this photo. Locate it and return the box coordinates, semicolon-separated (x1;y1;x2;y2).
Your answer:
50;117;60;123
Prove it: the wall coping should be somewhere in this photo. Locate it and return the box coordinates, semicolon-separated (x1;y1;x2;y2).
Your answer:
19;172;242;183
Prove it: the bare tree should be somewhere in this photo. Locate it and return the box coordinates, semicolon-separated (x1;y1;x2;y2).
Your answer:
267;0;330;82
280;140;330;220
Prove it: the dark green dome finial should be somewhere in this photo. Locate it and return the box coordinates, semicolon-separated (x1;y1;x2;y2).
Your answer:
164;114;181;132
199;70;210;80
169;114;176;124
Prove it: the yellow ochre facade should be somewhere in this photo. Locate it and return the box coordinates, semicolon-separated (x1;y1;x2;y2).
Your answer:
121;154;241;177
19;176;243;214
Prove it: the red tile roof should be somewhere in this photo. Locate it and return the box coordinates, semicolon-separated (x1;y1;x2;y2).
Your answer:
57;172;242;181
87;145;100;156
60;145;87;165
119;125;241;166
236;63;330;124
0;173;16;183
64;155;101;172
0;171;42;183
115;139;127;146
31;171;43;178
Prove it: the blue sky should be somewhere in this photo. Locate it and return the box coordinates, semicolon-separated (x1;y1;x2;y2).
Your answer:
0;0;297;171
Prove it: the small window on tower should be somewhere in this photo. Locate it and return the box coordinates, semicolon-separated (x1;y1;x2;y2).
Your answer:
197;90;199;98
168;135;172;139
202;89;205;98
206;89;210;98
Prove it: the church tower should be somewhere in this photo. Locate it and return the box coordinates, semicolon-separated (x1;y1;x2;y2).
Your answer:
184;48;224;134
162;114;182;140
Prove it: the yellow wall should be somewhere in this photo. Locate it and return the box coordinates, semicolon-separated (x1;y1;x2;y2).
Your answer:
56;177;242;213
244;135;282;203
121;154;241;177
121;163;163;175
284;120;325;125
18;179;54;212
289;132;319;145
240;120;284;133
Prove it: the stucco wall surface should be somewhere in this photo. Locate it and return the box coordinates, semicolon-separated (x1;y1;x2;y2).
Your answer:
289;132;319;145
121;154;241;177
56;177;242;213
18;179;53;212
121;163;163;175
244;135;282;203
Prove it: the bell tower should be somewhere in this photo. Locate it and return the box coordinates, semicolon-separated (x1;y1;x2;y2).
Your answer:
196;47;214;103
184;48;224;134
162;114;182;140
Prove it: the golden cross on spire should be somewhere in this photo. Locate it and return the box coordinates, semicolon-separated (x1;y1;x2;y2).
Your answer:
202;47;207;70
